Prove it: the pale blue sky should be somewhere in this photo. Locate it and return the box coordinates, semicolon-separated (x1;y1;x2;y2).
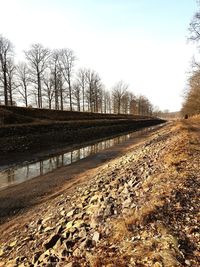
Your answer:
0;0;197;111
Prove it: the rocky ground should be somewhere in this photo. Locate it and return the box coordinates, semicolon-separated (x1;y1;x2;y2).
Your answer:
0;118;199;267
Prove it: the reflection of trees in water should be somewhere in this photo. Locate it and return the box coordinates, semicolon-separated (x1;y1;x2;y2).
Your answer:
49;158;53;170
61;154;64;165
3;132;137;188
72;150;81;162
40;161;43;176
7;169;15;183
26;165;30;179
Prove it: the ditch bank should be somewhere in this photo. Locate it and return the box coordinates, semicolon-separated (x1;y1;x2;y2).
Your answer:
0;119;165;157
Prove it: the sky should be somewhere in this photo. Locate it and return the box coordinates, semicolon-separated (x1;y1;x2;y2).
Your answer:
0;0;198;111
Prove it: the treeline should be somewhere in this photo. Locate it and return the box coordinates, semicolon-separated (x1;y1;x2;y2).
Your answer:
0;34;153;115
182;66;200;116
182;5;200;116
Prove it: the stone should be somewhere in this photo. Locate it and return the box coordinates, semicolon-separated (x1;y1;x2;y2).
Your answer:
81;238;94;249
43;234;60;250
185;260;191;266
44;226;55;232
5;259;16;267
66;221;74;230
92;231;100;242
66;210;74;217
65;240;75;250
73;219;84;228
32;251;42;263
37;218;43;225
73;247;82;257
9;240;17;247
104;204;115;217
153;262;163;267
66;262;81;267
0;249;4;257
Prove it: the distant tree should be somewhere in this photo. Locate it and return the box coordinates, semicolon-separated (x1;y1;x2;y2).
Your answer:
85;69;102;112
50;50;62;110
0;35;14;105
137;95;152;116
121;91;130;114
189;4;200;42
112;81;128;114
73;82;81;111
129;92;137;114
76;68;87;111
57;71;65;110
16;62;30;107
59;48;76;111
43;71;55;109
102;90;111;113
6;59;17;106
182;69;200;115
183;3;200;116
25;44;50;108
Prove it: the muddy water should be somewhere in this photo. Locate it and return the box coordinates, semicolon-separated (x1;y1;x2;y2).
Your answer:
0;125;163;190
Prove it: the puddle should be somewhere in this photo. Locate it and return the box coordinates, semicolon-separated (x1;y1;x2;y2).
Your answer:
0;124;164;190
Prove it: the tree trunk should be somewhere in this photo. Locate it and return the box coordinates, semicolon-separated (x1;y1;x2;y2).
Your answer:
82;86;85;112
69;81;72;111
24;83;28;107
3;65;8;106
60;84;63;111
37;71;42;108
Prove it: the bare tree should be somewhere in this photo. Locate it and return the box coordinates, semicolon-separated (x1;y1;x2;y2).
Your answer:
7;59;17;106
189;8;200;42
73;83;81;111
128;92;137;114
121;92;130;114
50;50;61;109
85;69;102;112
59;48;76;111
25;44;50;108
182;3;200;116
76;68;87;111
182;68;200;115
0;35;14;105
16;62;30;107
57;71;65;110
137;95;152;116
102;90;111;113
43;71;55;109
112;81;128;114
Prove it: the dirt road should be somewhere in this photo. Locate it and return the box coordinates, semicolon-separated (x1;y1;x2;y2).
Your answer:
0;118;199;266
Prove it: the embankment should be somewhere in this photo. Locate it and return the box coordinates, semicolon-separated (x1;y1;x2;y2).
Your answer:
0;105;152;124
0;118;164;155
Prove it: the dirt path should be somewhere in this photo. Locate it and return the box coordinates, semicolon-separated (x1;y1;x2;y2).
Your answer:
0;119;199;267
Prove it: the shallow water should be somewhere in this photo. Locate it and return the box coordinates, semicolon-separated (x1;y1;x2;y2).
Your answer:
0;124;163;190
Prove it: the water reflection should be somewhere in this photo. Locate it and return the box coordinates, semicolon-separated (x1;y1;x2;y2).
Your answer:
0;125;160;190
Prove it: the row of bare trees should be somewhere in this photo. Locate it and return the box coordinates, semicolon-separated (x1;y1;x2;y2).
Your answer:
182;64;200;116
0;35;153;115
182;3;200;116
